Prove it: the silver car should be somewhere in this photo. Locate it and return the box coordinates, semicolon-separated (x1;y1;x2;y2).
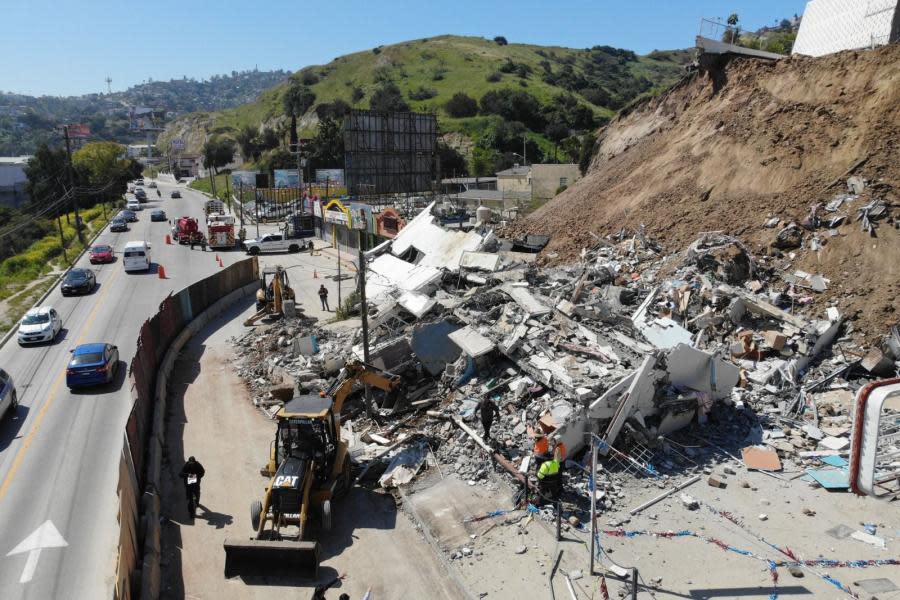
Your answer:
0;368;17;420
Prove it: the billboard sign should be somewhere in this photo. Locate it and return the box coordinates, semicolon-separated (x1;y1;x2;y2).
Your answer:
231;170;257;187
274;169;301;189
65;124;91;138
171;138;185;151
315;169;345;186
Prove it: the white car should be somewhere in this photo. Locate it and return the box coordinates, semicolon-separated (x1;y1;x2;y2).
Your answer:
18;306;62;344
126;199;142;211
0;368;16;420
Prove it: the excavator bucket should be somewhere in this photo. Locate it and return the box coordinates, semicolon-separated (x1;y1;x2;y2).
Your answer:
223;538;320;579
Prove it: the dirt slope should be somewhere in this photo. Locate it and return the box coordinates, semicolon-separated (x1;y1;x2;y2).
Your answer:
508;44;900;342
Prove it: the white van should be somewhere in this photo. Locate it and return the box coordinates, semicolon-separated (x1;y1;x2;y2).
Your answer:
122;241;151;272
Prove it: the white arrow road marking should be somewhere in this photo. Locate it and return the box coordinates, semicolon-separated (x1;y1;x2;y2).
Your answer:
6;521;68;583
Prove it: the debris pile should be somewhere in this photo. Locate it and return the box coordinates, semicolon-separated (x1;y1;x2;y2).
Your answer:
231;200;899;506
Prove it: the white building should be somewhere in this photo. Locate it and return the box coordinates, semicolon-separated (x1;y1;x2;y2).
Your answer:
0;156;30;208
793;0;900;56
126;144;155;159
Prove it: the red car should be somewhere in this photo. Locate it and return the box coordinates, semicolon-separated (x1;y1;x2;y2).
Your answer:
89;244;114;264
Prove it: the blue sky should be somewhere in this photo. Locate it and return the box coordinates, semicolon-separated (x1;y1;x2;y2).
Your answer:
2;0;807;96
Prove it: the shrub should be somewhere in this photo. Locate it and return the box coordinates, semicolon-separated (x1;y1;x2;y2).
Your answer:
445;92;478;118
372;46;382;54
409;86;438;101
486;72;502;83
351;87;365;103
494;36;508;46
299;71;319;85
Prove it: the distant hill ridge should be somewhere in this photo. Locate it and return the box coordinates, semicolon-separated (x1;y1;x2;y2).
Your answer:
158;35;691;167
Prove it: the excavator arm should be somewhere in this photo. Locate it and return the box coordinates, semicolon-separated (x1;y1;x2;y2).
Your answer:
329;362;403;415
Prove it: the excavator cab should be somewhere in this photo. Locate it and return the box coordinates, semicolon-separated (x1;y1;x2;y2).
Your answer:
244;266;295;325
224;363;405;578
224;395;349;579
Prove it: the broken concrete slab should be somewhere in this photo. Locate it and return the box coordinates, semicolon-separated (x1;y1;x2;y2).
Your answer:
632;287;693;349
501;284;551;317
448;326;495;358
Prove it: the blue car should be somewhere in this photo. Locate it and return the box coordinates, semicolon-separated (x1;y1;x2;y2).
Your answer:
66;343;119;389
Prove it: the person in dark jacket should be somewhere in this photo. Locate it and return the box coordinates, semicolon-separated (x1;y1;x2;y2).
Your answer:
318;284;330;311
179;456;206;512
477;397;499;440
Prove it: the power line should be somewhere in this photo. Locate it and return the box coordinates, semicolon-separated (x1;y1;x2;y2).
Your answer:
0;191;73;242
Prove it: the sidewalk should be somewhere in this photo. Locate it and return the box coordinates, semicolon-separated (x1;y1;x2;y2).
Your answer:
250;239;360;323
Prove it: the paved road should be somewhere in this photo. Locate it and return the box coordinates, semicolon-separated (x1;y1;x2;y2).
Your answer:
0;179;245;599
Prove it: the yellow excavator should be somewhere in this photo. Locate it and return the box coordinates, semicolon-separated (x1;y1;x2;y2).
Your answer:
223;362;405;578
243;265;295;326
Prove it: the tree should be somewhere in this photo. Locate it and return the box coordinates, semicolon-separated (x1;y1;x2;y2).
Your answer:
445;92;478;118
725;13;740;44
544;120;569;162
202;137;235;196
779;18;792;30
494;36;508;46
370;82;409;112
258;127;280;153
578;132;596;175
309;116;344;171
479;89;545;131
23;144;69;218
236;125;259;161
73;141;137;203
436;141;468;177
282;82;316;149
315;99;351;121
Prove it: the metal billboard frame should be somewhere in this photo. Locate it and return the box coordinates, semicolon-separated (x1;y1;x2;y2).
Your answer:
343;109;437;198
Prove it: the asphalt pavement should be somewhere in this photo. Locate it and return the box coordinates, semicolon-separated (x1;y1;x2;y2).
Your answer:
0;179;246;599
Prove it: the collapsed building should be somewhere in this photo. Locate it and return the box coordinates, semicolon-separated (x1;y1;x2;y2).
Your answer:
232;188;898;504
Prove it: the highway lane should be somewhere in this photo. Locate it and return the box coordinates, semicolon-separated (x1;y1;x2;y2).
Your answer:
0;179;245;599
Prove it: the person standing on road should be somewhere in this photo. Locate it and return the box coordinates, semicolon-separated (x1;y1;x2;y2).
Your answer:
318;284;330;312
477;397;499;441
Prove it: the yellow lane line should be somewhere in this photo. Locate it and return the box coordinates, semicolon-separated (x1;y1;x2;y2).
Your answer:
0;264;124;504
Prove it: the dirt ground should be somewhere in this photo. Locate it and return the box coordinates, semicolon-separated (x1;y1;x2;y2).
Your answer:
402;456;899;600
158;299;467;600
506;43;900;345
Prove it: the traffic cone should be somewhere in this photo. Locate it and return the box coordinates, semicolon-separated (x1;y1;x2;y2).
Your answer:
158;265;167;279
215;254;219;262
165;234;172;245
218;257;224;267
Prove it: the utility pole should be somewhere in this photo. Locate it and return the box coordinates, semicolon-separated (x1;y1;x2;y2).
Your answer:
357;227;372;417
105;76;112;94
254;183;260;239
56;213;68;264
336;227;342;307
224;171;232;213
63;125;84;244
523;134;527;166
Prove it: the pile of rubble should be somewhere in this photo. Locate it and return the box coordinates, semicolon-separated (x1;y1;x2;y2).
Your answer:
230;198;899;504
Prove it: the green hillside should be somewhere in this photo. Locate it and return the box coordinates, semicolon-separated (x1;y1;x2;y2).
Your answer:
161;35;691;173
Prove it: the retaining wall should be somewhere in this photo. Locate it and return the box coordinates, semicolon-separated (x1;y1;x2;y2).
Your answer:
113;257;259;599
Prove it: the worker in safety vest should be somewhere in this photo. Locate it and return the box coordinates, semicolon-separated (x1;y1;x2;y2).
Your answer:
537;446;562;502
